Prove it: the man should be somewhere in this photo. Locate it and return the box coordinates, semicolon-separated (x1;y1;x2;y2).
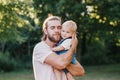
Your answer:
32;16;84;80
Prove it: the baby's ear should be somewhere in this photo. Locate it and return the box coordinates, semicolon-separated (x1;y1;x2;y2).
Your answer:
76;32;79;37
76;32;78;34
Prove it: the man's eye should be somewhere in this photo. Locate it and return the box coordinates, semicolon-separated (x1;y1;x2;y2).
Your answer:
57;26;62;29
50;26;55;29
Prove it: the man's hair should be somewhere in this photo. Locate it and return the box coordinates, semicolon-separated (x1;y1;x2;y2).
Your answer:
41;16;61;41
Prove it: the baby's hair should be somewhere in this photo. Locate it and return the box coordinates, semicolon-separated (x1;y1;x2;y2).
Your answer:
62;20;77;32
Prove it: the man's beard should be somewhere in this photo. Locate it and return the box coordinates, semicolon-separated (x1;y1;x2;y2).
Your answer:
47;33;61;43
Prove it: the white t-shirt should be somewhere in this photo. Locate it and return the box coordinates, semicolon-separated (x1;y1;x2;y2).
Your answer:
60;39;72;50
32;41;67;80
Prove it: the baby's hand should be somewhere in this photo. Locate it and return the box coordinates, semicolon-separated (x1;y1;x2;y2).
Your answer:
71;33;78;48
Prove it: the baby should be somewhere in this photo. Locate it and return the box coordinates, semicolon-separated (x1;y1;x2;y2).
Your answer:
52;20;77;80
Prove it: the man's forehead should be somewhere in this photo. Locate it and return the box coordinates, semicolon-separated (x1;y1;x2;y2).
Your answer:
47;20;61;26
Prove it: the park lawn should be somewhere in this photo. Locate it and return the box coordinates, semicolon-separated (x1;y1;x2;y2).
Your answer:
75;63;120;80
0;70;34;80
0;64;120;80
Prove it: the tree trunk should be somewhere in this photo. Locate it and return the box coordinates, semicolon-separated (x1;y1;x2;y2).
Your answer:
0;42;6;53
27;41;31;56
81;32;87;56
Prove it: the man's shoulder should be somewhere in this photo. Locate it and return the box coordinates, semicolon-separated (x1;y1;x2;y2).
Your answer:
35;41;42;45
34;41;45;48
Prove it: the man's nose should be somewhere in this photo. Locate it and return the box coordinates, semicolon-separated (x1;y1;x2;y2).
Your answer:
55;28;60;32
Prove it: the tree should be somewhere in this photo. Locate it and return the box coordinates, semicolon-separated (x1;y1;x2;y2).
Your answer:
32;0;120;63
0;0;35;52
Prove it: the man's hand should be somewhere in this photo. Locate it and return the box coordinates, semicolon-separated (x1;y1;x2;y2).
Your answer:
66;61;85;76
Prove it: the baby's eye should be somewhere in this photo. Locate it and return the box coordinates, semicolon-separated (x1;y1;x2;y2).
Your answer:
66;31;70;33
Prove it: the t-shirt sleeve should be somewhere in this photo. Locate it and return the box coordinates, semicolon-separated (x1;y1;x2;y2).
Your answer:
33;42;53;63
60;39;72;50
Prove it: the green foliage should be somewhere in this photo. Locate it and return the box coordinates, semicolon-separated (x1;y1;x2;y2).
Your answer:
0;0;120;71
0;52;17;72
0;51;32;72
0;0;35;44
106;40;120;63
81;42;109;65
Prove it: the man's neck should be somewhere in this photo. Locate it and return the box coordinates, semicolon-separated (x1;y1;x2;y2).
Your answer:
44;39;57;48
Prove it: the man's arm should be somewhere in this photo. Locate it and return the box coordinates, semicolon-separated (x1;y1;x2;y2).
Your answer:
45;35;78;70
44;43;77;69
66;61;85;76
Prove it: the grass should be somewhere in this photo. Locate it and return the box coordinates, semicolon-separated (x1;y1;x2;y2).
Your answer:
75;63;120;80
0;70;34;80
0;64;120;80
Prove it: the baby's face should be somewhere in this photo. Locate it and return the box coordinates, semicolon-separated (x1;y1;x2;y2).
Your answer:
61;26;74;39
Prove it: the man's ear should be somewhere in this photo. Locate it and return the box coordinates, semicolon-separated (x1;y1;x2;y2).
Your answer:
43;29;47;35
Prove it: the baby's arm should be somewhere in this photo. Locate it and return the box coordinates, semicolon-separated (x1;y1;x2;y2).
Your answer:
54;68;62;80
52;45;65;52
52;39;71;52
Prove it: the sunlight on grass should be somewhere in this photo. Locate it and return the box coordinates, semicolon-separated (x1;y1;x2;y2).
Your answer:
0;64;120;80
0;70;34;80
75;64;120;80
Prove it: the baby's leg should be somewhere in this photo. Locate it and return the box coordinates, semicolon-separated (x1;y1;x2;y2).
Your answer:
54;68;62;80
66;72;75;80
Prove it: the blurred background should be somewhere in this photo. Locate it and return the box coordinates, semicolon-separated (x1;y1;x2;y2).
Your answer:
0;0;120;80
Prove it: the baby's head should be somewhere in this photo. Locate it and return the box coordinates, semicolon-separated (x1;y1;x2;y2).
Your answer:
61;20;77;39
